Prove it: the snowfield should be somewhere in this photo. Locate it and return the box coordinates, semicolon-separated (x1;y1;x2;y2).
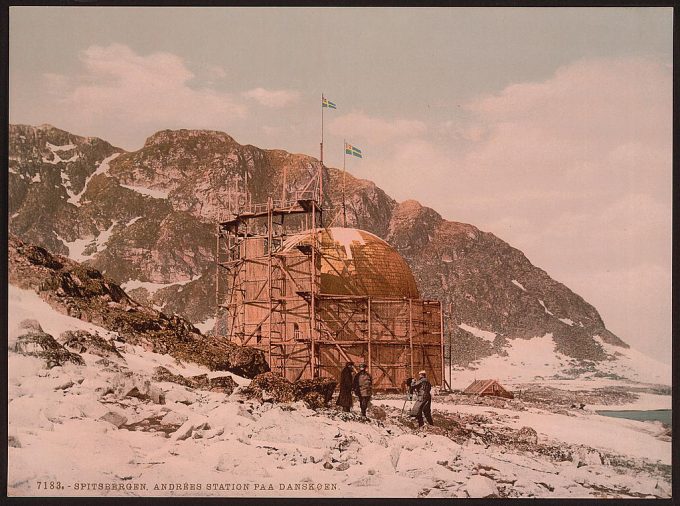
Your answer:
7;284;672;498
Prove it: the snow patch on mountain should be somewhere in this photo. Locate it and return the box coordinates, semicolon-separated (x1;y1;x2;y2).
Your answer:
511;280;526;291
538;300;554;316
121;275;201;296
42;142;79;165
458;323;496;342
119;183;170;199
69;153;121;206
46;141;76;152
57;222;118;262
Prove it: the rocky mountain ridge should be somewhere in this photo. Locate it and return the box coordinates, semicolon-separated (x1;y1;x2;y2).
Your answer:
8;123;628;367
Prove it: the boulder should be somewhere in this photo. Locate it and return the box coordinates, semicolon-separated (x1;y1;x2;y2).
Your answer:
151;366;237;395
244;373;340;409
60;330;124;361
14;325;84;368
367;404;387;421
517;426;538;445
573;448;602;467
294;377;336;407
152;366;196;388
113;372;166;405
170;417;211;441
244;372;296;403
99;411;128;428
466;475;499;498
160;411;189;427
208;376;238;395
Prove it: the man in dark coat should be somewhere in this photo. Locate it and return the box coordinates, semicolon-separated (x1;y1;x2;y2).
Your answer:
352;363;373;418
409;370;434;427
336;361;354;412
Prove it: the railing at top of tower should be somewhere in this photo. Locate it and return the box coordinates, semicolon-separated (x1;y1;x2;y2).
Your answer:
227;189;319;219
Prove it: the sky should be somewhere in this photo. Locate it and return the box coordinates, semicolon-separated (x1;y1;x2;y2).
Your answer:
9;7;673;362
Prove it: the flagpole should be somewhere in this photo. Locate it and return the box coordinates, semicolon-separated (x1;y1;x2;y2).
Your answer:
319;93;324;215
343;140;347;228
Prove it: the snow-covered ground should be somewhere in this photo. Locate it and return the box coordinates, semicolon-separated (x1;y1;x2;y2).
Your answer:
7;284;672;498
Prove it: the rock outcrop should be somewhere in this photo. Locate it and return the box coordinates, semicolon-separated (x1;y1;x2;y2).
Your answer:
14;320;85;368
9;235;269;378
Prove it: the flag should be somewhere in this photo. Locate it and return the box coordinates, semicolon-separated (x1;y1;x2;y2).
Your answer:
322;97;337;109
345;143;362;158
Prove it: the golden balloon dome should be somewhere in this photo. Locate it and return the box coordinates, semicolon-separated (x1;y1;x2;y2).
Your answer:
282;227;420;299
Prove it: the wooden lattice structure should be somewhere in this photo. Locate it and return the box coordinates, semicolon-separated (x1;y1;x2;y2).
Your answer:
216;183;444;391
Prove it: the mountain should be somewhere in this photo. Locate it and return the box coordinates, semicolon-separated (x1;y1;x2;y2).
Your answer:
8;124;637;376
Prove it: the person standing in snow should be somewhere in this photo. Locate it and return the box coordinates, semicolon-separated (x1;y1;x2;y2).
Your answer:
352;363;373;418
409;370;434;427
336;361;354;412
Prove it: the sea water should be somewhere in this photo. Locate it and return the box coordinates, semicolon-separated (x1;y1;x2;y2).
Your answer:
596;409;671;425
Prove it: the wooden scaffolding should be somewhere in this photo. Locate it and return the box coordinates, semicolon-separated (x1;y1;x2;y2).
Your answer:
215;181;445;391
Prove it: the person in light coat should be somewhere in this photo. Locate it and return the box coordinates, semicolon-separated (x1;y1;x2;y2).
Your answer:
352;363;373;418
409;370;434;427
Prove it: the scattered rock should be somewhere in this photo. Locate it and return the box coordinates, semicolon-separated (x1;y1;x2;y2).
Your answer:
8;435;22;448
323;462;334;470
335;462;350;471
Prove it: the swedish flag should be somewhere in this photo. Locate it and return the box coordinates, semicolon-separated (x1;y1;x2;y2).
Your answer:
322;97;337;109
345;143;362;158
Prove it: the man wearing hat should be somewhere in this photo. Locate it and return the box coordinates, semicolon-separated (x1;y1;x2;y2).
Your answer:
409;370;434;427
336;361;355;412
352;363;373;418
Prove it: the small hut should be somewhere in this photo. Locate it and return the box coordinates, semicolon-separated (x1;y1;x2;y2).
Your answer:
463;379;514;399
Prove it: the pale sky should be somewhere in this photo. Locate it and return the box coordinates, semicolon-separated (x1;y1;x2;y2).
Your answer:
9;7;673;362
